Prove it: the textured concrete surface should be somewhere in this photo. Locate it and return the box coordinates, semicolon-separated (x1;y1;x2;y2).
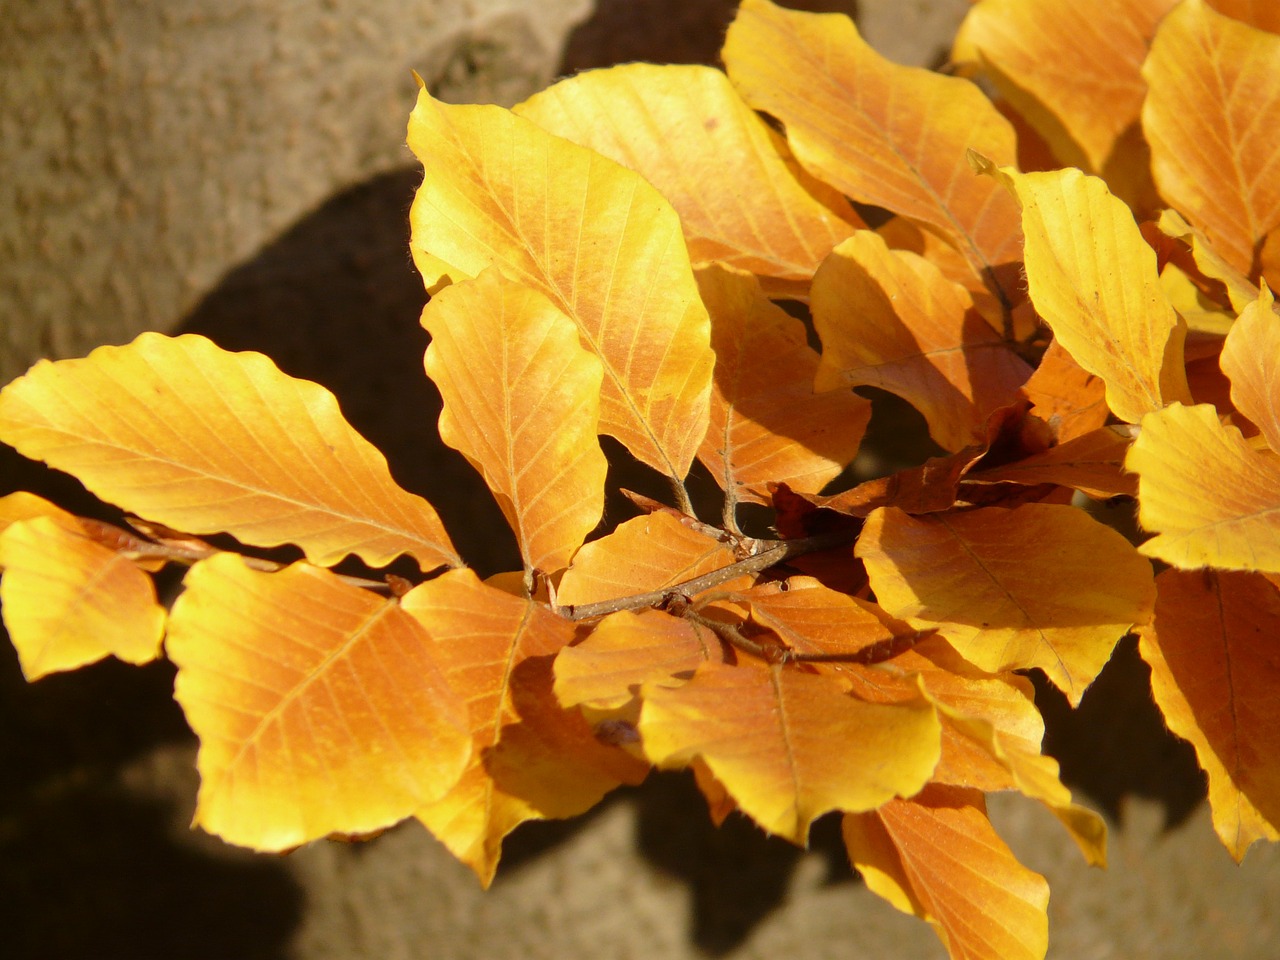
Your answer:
4;2;1280;959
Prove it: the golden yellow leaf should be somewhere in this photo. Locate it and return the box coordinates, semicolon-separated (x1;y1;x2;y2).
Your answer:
0;491;77;533
956;0;1175;174
983;161;1192;422
1220;285;1280;450
1156;209;1260;314
843;785;1050;960
723;0;1023;308
407;87;714;481
967;427;1137;499
165;554;471;852
695;264;869;503
402;569;643;885
1138;569;1280;859
1144;0;1280;278
741;576;916;660
515;63;860;282
857;504;1156;704
0;515;165;680
0;333;460;570
812;230;1031;452
639;657;941;843
1128;402;1280;571
421;269;606;576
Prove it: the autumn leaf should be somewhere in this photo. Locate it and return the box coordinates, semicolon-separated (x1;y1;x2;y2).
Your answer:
0;333;460;570
1155;209;1260;314
402;569;644;885
1143;0;1280;279
967;427;1138;499
695;263;869;504
1138;568;1280;859
515;63;860;282
406;86;714;483
165;554;471;852
843;785;1050;960
1220;284;1280;450
723;0;1023;309
421;269;607;576
639;656;941;843
1018;339;1110;443
812;230;1031;452
1128;401;1280;571
857;503;1156;704
0;515;165;680
982;161;1193;422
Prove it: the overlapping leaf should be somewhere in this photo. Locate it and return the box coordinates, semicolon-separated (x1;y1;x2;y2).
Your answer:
843;785;1050;960
0;333;460;570
421;269;607;575
402;569;643;884
407;86;714;481
1143;0;1280;278
723;0;1023;308
1128;403;1280;571
0;515;165;680
1220;285;1280;449
515;64;860;282
984;162;1193;422
1138;569;1280;859
857;503;1156;703
165;554;472;851
639;656;941;843
968;427;1137;499
695;264;869;503
1018;340;1110;442
812;230;1031;452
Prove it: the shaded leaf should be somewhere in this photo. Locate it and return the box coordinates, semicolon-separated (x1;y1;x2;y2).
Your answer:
741;576;918;661
723;0;1023;311
1208;0;1280;32
0;515;165;680
1018;339;1110;442
639;656;941;843
812;231;1031;452
0;333;459;570
407;87;714;480
1138;568;1280;859
1220;285;1280;450
1128;402;1280;571
983;161;1193;423
843;785;1050;960
165;554;471;852
1143;0;1280;278
857;503;1156;703
696;264;869;503
967;427;1137;499
422;269;607;575
402;569;643;884
1156;209;1260;313
516;63;860;282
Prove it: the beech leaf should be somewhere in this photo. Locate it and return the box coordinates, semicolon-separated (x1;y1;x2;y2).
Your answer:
165;554;472;852
1220;285;1280;451
639;657;941;844
857;504;1156;704
421;269;607;576
1138;569;1280;859
0;515;165;680
967;427;1138;499
0;333;460;570
407;87;714;481
516;63;860;282
1143;0;1280;278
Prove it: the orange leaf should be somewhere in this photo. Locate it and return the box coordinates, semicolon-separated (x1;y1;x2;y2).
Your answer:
1128;402;1280;571
843;785;1050;960
1156;208;1260;314
165;554;471;852
1220;285;1280;451
515;63;861;282
740;575;917;660
1018;339;1109;442
696;264;869;503
0;491;77;533
0;515;165;680
639;657;941;843
857;504;1156;704
982;161;1193;423
967;427;1138;499
407;87;714;482
402;569;643;885
0;333;460;570
421;269;607;576
723;0;1023;309
812;230;1031;452
1138;569;1280;859
1208;0;1280;32
1143;0;1280;279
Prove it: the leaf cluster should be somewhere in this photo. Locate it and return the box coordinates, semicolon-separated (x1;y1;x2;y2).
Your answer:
2;1;1279;957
